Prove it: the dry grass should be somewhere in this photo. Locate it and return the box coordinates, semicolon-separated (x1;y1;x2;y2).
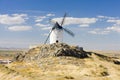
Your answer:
0;64;29;80
0;46;120;80
91;50;120;58
3;53;120;80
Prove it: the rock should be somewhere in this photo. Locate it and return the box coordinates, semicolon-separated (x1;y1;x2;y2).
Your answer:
13;43;119;64
113;60;120;65
13;43;93;62
13;53;25;62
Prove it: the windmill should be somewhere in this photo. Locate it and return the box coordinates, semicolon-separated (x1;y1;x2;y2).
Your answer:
44;13;75;44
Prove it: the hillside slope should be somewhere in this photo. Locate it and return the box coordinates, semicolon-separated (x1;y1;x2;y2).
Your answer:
1;43;120;80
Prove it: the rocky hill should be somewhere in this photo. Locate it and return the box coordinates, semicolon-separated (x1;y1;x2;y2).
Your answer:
0;43;120;80
14;43;92;61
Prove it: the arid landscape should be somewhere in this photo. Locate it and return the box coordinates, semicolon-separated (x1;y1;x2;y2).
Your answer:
1;0;120;80
0;43;120;80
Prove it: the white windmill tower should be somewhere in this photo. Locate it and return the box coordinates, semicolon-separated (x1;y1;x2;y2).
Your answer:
44;13;74;44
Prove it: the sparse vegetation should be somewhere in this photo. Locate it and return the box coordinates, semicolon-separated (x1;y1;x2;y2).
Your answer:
0;43;120;80
101;71;109;76
64;75;74;79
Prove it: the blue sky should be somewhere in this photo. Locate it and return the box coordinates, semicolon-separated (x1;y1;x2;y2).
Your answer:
0;0;120;50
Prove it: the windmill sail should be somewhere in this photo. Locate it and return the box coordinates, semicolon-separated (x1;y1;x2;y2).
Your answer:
63;28;74;37
61;13;67;26
44;30;53;44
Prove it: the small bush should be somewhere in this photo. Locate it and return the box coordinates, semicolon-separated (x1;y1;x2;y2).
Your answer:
64;75;74;79
101;71;109;76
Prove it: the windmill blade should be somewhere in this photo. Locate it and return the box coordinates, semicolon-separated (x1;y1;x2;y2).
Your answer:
63;28;75;37
44;30;53;44
61;13;67;26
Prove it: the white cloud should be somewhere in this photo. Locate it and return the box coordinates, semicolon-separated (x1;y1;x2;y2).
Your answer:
52;17;98;27
41;27;52;30
106;26;120;33
106;18;120;33
35;23;49;27
96;15;120;34
12;14;27;18
35;23;51;30
97;15;106;19
46;13;55;17
97;15;117;19
88;28;110;35
35;16;47;22
35;13;54;30
0;14;27;25
79;24;89;27
35;13;55;22
8;25;32;31
107;19;120;25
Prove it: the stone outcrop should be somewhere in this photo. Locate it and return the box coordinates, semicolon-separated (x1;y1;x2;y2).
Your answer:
14;43;91;62
13;43;120;65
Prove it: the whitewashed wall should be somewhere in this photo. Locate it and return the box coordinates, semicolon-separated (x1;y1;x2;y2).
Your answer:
50;29;63;44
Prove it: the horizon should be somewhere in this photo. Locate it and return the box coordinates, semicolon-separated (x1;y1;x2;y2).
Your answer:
0;0;120;50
